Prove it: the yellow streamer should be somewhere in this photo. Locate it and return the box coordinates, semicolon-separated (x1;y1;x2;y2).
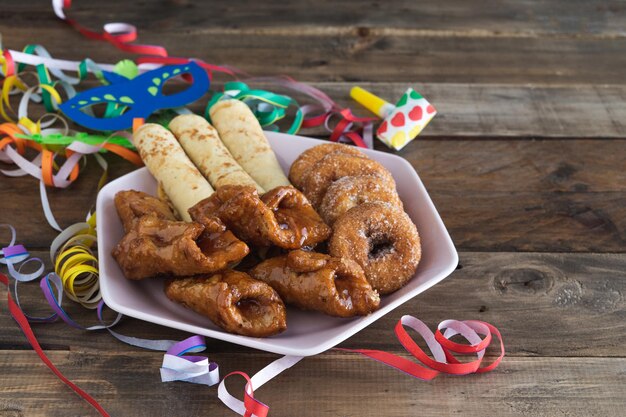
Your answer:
52;221;101;309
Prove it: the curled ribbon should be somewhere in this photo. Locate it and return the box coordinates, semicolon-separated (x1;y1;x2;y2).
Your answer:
246;77;376;148
218;316;504;416
0;272;112;417
207;81;303;135
52;0;167;57
49;214;102;308
0;224;46;282
160;335;220;386
0;41;144;230
2;221;505;417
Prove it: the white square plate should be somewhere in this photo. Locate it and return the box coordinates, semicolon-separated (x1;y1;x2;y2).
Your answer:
97;132;458;356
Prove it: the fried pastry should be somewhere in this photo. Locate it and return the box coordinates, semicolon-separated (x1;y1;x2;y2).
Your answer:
319;175;403;225
189;185;330;249
250;250;380;317
289;142;368;190
302;153;395;208
329;202;421;295
112;214;248;280
164;270;287;337
114;190;177;233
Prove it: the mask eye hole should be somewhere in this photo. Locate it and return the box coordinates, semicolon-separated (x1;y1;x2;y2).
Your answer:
157;71;195;96
70;100;129;118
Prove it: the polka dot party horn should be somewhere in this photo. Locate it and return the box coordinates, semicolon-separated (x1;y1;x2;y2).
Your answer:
350;86;437;150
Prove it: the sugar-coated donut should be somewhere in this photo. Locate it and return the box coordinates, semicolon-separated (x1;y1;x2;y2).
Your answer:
289;143;368;190
303;154;395;208
319;175;403;225
329;202;421;295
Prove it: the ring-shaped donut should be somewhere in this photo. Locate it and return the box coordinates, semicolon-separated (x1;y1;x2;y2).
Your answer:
303;154;395;208
289;143;368;189
329;201;421;295
319;174;403;225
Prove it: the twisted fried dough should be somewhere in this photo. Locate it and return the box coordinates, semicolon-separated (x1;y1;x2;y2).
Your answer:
250;250;380;317
189;185;330;249
112;214;248;280
165;270;287;337
114;190;177;233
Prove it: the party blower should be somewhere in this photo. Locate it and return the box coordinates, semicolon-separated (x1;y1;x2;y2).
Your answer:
350;86;437;151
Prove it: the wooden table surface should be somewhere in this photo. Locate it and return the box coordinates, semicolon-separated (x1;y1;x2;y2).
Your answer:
1;1;625;416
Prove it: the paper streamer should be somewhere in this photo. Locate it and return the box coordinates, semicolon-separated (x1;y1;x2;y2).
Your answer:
0;224;45;282
1;223;504;417
50;0;375;147
207;81;303;135
0;272;112;417
0;41;144;230
243;76;377;148
160;335;220;386
218;316;504;416
0;120;142;230
49;215;102;308
52;0;167;57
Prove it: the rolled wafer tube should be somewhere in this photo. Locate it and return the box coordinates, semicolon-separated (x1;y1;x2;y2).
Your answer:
250;250;380;317
169;114;265;193
133;123;214;221
164;270;287;337
209;99;291;191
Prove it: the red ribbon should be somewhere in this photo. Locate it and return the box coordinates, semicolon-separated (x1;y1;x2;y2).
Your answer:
338;317;505;380
2;50;16;77
222;371;270;417
0;272;111;417
2;268;505;416
55;0;167;57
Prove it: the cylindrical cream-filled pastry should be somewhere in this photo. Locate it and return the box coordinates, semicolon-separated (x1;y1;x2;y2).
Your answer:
169;114;264;194
209;99;291;191
133;123;214;221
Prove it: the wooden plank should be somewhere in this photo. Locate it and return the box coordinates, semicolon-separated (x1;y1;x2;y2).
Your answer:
2;252;624;357
298;83;626;138
2;139;624;251
0;352;623;417
9;80;626;138
434;191;626;252
4;1;626;35
3;26;626;84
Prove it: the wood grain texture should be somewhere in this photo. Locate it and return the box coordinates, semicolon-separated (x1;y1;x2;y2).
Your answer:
2;252;624;357
5;0;626;34
1;2;625;416
3;0;624;36
3;1;626;84
2;140;624;252
0;351;623;417
297;83;626;138
23;81;625;138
